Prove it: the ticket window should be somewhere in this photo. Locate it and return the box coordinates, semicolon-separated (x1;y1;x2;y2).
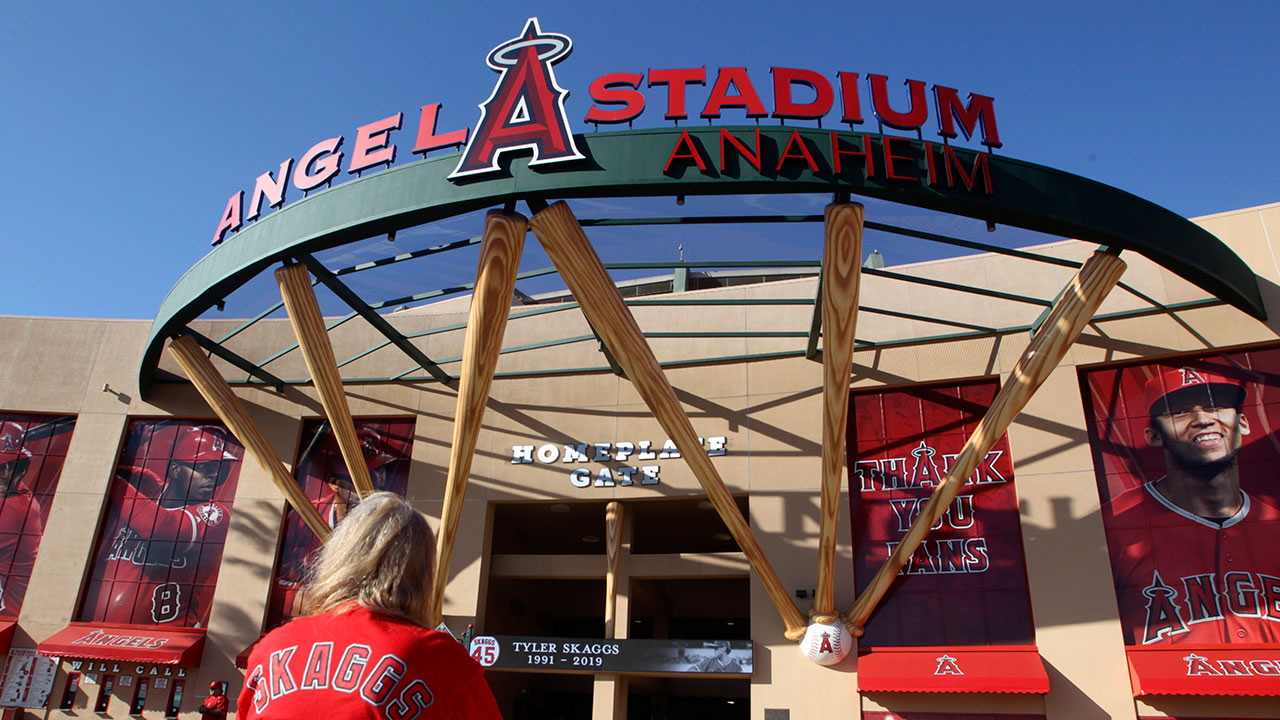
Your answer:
164;679;185;718
130;678;150;715
95;674;116;713
59;672;81;711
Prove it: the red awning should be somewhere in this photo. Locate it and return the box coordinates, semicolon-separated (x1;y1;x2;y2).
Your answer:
1127;645;1280;696
858;646;1050;694
37;623;206;666
0;622;16;654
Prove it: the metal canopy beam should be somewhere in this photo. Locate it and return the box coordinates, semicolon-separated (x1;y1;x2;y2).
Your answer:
276;262;376;498
141;128;1263;397
182;327;287;391
806;268;824;359
168;334;332;542
299;254;453;386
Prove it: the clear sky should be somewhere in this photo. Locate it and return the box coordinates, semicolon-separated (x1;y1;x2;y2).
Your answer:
2;0;1277;320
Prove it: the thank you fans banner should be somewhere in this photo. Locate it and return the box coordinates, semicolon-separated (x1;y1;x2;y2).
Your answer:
849;379;1036;647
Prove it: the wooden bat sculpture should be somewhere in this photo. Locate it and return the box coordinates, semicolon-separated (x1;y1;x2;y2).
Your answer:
813;202;864;625
168;334;332;542
530;200;809;640
844;248;1126;636
429;209;527;627
277;262;375;499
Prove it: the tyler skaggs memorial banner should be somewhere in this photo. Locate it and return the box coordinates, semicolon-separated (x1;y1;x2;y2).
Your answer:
848;380;1036;647
468;636;752;675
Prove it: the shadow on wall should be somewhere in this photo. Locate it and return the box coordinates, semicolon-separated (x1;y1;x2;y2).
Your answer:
1255;275;1280;338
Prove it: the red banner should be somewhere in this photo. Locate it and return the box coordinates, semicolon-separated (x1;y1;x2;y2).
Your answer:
1080;348;1280;648
267;418;415;628
0;413;75;620
78;420;243;628
849;380;1034;647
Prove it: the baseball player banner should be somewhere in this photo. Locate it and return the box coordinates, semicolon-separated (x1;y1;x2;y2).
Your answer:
0;413;75;620
849;380;1035;647
78;420;244;628
468;636;752;675
267;418;414;628
1080;347;1280;646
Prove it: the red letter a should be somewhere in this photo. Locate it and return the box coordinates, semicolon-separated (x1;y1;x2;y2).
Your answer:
450;18;585;179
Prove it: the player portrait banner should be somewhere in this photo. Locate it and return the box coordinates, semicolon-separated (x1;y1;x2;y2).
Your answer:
78;420;244;628
267;418;414;628
849;380;1036;647
1079;347;1280;648
467;636;752;675
0;413;75;620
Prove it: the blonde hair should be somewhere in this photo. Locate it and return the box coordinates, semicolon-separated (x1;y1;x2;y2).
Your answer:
302;492;436;624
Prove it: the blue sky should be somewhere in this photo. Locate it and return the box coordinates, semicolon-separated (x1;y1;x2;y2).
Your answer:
2;0;1277;319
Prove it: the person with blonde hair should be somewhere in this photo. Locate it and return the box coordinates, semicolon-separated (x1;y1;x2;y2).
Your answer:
239;492;501;719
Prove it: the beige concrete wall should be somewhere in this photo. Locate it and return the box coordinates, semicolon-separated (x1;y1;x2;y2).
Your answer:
2;202;1279;719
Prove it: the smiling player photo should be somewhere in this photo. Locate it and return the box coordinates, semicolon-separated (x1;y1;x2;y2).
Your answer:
1081;353;1280;645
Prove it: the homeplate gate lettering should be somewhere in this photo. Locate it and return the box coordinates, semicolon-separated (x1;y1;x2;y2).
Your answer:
512;436;728;488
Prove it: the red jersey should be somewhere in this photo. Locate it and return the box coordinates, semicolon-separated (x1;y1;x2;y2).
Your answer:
199;693;229;718
1107;481;1280;645
82;471;230;626
0;492;43;618
240;605;501;720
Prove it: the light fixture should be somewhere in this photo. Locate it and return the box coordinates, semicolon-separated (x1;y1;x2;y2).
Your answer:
713;532;732;542
582;534;600;543
697;500;714;510
549;503;570;513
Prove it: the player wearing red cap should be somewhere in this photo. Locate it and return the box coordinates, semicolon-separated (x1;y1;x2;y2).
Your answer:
198;682;229;719
80;423;241;627
1106;367;1280;644
0;421;42;619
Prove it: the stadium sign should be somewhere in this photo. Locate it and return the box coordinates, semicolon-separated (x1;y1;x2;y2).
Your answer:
211;17;1000;245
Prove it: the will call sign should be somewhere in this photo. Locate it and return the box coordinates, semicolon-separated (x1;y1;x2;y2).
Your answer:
212;17;1001;245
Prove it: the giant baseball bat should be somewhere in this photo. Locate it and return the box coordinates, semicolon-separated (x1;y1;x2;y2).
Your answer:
605;501;624;638
813;202;864;624
167;334;332;542
845;248;1126;636
429;210;527;627
530;201;809;640
276;262;375;499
